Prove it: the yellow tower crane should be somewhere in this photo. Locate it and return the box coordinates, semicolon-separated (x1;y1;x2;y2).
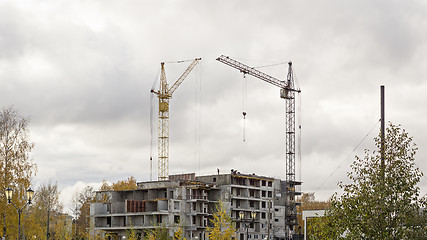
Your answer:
151;58;201;180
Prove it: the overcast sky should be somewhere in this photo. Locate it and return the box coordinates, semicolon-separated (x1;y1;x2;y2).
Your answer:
1;0;426;211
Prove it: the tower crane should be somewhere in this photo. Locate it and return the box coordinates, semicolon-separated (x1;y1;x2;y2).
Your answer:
216;55;301;236
151;58;201;181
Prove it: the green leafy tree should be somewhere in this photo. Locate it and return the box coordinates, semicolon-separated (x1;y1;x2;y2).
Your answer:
0;107;37;239
313;123;426;239
206;200;236;240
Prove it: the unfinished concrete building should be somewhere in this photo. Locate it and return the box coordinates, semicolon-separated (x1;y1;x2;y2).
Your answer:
90;171;293;240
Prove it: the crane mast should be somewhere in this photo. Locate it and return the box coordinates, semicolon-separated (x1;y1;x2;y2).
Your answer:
151;58;201;181
216;55;301;236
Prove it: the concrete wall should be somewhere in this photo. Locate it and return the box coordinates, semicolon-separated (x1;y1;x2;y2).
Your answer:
197;174;231;185
91;202;108;215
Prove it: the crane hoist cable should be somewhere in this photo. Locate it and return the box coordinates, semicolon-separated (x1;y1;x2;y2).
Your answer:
150;70;160;181
193;63;202;176
298;93;302;183
241;63;286;142
150;93;156;181
242;74;247;142
294;69;302;183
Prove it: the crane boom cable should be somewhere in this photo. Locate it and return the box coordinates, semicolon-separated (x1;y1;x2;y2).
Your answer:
165;59;196;64
168;58;202;95
230;56;287;65
217;55;288;89
254;62;287;69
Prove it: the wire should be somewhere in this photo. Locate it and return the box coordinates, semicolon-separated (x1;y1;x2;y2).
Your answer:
242;74;247;142
293;67;301;92
150;69;160;181
313;119;381;195
298;92;302;183
194;62;202;176
254;62;287;69
198;63;202;176
165;59;195;64
230;56;286;65
149;83;155;181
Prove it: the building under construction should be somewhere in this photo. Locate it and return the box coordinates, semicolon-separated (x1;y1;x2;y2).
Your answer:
90;171;300;240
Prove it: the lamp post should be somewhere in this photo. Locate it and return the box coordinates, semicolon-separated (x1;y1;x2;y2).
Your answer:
239;210;256;240
5;187;34;240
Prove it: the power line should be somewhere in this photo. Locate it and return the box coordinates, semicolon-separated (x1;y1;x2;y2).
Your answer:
314;119;380;194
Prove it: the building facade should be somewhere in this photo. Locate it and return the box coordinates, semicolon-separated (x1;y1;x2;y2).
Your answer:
90;171;295;240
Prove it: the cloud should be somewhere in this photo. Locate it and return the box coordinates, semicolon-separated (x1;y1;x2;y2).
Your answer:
1;0;426;209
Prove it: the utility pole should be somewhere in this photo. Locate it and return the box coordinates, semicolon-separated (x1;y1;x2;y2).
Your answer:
267;199;271;240
380;85;386;237
380;85;385;175
46;209;50;240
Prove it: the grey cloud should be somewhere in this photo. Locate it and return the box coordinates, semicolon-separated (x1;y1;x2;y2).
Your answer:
1;0;426;207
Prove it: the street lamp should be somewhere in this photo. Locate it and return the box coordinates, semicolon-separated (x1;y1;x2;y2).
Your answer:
5;187;34;240
239;210;256;240
239;210;244;221
251;210;256;220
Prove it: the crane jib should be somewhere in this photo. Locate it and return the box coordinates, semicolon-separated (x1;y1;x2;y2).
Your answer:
216;54;302;234
216;55;300;93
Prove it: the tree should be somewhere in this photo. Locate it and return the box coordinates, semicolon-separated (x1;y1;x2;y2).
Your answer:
29;181;63;239
99;176;138;191
313;123;426;239
206;200;236;240
296;193;330;234
0;107;37;239
144;224;171;240
72;185;95;239
173;224;186;240
125;224;140;240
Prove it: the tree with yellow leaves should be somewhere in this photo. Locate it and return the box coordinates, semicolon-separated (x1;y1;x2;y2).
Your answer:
296;193;330;234
0;107;37;239
144;224;170;240
206;200;236;240
173;222;186;240
99;176;138;191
